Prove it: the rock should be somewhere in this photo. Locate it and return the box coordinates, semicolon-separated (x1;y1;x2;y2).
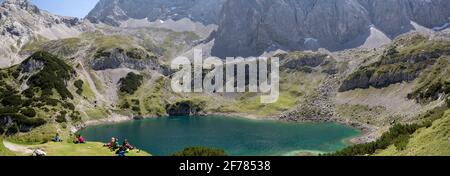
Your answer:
165;100;205;116
338;47;447;92
211;0;450;58
31;149;46;156
20;59;44;73
91;48;160;71
133;116;144;120
0;0;87;68
18;124;33;132
86;0;226;26
280;52;328;69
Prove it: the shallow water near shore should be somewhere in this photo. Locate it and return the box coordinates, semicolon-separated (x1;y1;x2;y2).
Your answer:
80;116;360;156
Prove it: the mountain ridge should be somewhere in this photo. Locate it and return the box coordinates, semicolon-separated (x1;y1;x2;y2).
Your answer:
0;0;92;68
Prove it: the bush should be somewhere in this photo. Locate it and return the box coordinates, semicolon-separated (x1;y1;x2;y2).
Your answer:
118;72;143;94
70;111;81;122
55;111;67;123
394;134;410;151
74;80;84;95
329;123;423;156
63;102;75;111
446;98;450;108
20;108;36;117
121;101;130;109
0;107;20;114
1;95;23;106
171;147;227;156
3;113;46;127
132;106;140;112
22;88;35;98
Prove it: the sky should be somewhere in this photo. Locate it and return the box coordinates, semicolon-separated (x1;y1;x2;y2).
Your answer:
31;0;99;18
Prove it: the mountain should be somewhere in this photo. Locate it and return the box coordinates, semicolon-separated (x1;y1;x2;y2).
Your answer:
86;0;226;26
85;0;450;58
0;0;449;156
211;0;450;57
0;0;90;68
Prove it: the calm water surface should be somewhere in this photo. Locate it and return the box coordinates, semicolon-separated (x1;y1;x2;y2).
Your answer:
81;116;360;156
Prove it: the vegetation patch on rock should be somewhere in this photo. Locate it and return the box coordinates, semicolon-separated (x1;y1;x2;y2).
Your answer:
166;99;206;116
20;51;75;100
339;35;450;92
171;147;227;156
118;72;144;95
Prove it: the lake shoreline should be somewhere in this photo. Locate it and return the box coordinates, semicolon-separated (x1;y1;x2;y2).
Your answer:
79;112;377;146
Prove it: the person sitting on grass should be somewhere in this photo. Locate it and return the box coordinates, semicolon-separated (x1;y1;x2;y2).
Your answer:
116;146;127;156
110;137;120;151
51;133;63;142
73;134;86;144
104;137;116;148
122;139;134;150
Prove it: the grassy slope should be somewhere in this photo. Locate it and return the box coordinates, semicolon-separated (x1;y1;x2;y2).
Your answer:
375;110;450;156
1;139;150;156
1;123;151;156
29;142;150;156
0;138;16;156
210;71;325;116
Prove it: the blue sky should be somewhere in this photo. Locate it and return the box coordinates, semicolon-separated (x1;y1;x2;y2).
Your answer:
31;0;99;18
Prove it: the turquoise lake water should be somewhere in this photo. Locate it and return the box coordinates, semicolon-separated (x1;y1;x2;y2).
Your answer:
80;116;360;156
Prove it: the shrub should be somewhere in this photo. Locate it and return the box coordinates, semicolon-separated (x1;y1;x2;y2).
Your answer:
0;106;20;114
132;106;140;112
446;98;450;108
171;147;227;156
1;95;23;106
118;72;143;94
20;108;36;117
22;88;35;98
56;111;67;123
121;101;130;109
328;123;424;156
70;111;81;122
74;80;84;95
3;113;46;127
394;134;410;151
63;102;75;111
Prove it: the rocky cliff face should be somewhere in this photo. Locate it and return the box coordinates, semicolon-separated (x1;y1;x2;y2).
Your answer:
211;0;450;58
91;48;160;71
86;0;226;26
0;0;89;68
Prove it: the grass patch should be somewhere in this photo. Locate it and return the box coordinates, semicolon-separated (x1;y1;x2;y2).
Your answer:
6;123;60;145
34;141;150;156
84;108;109;121
93;35;134;49
81;79;95;99
0;138;16;156
226;71;324;116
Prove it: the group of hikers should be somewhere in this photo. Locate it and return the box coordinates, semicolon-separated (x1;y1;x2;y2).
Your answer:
51;133;85;144
51;133;135;156
104;137;135;156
